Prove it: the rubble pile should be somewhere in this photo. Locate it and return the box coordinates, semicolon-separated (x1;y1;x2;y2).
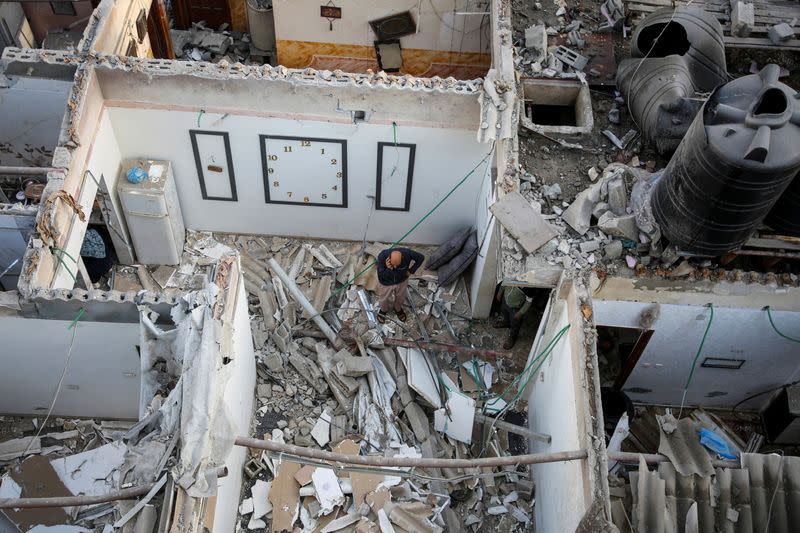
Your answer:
197;232;539;531
502;161;660;278
0;417;137;531
171;22;268;65
514;0;624;78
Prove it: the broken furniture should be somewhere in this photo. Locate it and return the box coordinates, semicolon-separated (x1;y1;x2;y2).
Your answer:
650;64;800;256
617;7;728;154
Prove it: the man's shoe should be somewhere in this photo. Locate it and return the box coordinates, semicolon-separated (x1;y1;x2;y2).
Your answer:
396;309;407;322
377;310;387;324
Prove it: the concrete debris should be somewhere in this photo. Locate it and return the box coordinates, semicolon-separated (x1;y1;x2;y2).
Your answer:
554;46;588;71
311;409;332;447
490;191;559;253
731;2;755;37
524;25;548;60
768;22;795;44
598;212;639;241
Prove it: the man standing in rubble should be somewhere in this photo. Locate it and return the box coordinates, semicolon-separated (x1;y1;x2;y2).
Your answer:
376;247;425;324
495;286;535;349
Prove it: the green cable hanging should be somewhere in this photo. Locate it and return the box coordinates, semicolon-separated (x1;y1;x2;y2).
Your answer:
765;306;800;344
684;303;714;391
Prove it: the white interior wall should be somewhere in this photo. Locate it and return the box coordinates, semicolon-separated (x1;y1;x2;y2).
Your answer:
0;76;72;166
51;109;122;288
0;316;140;419
594;299;800;409
528;299;591;533
213;272;256;533
105;106;492;244
272;0;491;54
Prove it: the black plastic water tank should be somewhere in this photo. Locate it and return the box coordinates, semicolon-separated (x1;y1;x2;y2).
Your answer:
651;64;800;255
766;172;800;236
617;7;727;154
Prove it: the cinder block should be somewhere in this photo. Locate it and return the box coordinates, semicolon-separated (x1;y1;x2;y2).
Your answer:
768;23;795;44
731;2;754;38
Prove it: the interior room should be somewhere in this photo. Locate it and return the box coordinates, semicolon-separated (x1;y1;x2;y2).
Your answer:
591;275;800;531
163;0;493;79
19;58;497;315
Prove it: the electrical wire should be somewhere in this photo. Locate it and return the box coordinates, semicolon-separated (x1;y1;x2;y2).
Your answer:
731;379;800;421
50;245;78;283
765;306;800;344
333;142;495;295
21;308;85;455
624;0;697;131
764;451;786;533
679;303;713;418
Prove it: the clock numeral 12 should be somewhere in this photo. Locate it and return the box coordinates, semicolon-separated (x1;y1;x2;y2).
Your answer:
301;140;311;147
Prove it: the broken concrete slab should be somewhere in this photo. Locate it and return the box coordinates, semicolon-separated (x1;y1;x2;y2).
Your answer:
311;410;332;447
524;25;547;59
0;436;41;461
607;177;627;215
336;355;374;378
597;212;639;241
562;183;602;235
251;479;272;520
490;191;559;253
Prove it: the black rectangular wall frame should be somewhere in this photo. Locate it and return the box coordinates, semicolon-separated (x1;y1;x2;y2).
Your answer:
376;142;415;212
260;135;348;208
189;130;238;201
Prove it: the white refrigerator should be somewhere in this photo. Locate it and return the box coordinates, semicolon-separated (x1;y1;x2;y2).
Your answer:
117;160;185;265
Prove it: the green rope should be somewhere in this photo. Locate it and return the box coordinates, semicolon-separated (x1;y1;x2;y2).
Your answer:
50;246;77;282
485;324;571;410
683;303;714;390
333;144;494;295
766;306;800;344
68;308;85;330
50;245;77;264
392;121;397;144
197;109;205;127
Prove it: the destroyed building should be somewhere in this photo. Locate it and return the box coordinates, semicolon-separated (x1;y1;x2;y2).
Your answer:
0;0;799;532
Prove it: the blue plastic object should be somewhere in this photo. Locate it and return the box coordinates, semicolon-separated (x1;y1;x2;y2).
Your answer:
699;428;737;460
126;166;147;184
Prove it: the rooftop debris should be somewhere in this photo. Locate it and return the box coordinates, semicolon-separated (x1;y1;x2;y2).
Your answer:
176;230;544;532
